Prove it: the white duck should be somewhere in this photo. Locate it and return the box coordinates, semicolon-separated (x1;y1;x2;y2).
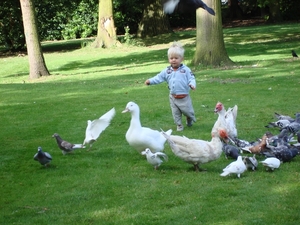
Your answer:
141;148;168;169
212;102;238;140
220;156;247;178
122;101;172;153
260;157;281;171
83;107;116;150
162;128;229;171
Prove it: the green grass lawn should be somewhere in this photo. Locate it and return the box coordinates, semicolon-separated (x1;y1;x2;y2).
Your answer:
1;23;300;225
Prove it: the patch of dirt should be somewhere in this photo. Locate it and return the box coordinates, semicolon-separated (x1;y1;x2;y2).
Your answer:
222;18;266;28
173;18;266;31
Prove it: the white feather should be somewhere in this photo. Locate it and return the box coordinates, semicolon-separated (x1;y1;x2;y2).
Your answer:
83;107;116;148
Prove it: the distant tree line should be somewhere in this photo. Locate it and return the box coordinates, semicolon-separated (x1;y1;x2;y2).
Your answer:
0;0;299;51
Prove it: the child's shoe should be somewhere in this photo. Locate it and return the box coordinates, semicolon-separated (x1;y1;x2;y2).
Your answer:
186;117;193;127
177;124;184;131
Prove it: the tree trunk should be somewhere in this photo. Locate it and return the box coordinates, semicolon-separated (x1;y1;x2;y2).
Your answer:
192;0;234;67
20;0;50;79
93;0;119;48
137;0;172;38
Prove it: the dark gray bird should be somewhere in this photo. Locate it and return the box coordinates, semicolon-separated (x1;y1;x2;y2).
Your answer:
222;143;240;160
282;113;300;140
266;129;290;147
292;50;298;58
264;137;299;162
163;0;215;15
243;155;258;171
230;136;252;149
265;119;291;129
34;147;52;166
297;132;300;143
52;133;84;155
274;112;295;122
264;148;299;163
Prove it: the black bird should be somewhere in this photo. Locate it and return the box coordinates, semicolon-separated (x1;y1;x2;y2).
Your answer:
34;147;52;166
163;0;215;15
292;50;298;58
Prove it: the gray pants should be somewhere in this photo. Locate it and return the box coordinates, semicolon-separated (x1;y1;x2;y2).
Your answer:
169;94;196;125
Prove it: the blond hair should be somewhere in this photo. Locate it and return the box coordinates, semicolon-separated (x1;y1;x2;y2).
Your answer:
167;41;184;58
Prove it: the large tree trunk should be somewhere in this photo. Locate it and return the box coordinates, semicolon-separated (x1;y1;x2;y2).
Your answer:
137;0;172;38
93;0;119;48
192;0;233;67
20;0;50;79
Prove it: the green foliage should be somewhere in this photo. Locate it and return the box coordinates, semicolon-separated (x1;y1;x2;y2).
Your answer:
113;0;143;34
1;0;300;51
60;0;98;40
0;0;25;50
1;23;300;225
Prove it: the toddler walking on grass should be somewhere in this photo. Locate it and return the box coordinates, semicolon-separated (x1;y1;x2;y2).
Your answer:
145;41;196;131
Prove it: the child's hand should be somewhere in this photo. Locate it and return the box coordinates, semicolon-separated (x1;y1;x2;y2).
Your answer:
189;84;195;90
145;80;150;85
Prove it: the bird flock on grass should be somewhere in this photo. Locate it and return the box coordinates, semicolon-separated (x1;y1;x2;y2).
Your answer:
33;100;300;180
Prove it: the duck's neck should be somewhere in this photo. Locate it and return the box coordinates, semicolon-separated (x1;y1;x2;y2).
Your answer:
130;110;142;128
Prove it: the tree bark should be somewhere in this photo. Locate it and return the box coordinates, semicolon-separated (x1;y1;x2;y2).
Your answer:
192;0;234;67
137;0;172;38
93;0;119;48
20;0;50;79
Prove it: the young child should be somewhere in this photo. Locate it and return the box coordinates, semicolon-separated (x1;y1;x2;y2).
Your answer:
145;41;196;131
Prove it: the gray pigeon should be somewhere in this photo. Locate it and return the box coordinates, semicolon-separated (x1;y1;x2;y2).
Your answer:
243;155;258;171
265;119;291;129
52;133;84;155
274;112;295;122
283;113;300;140
33;146;52;166
222;143;240;160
